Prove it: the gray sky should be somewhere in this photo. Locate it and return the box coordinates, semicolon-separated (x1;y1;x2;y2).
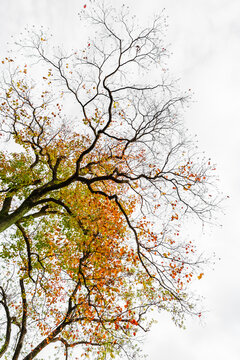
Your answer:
0;0;240;359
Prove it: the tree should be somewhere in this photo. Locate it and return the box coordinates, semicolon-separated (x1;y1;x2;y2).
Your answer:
0;2;220;359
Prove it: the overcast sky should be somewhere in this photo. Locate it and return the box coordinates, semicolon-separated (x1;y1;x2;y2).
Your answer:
0;0;239;359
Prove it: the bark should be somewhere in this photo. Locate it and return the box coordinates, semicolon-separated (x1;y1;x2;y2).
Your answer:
12;279;27;360
0;287;11;358
0;201;32;233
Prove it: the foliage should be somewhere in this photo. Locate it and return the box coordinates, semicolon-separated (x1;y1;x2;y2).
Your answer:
0;2;220;359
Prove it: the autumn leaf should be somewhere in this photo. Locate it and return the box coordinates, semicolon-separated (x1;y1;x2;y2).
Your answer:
198;273;204;280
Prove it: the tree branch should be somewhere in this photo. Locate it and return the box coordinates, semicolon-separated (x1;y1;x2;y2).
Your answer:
0;287;11;358
12;279;27;360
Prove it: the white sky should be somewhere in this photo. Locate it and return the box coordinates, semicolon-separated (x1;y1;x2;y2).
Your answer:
0;0;240;359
